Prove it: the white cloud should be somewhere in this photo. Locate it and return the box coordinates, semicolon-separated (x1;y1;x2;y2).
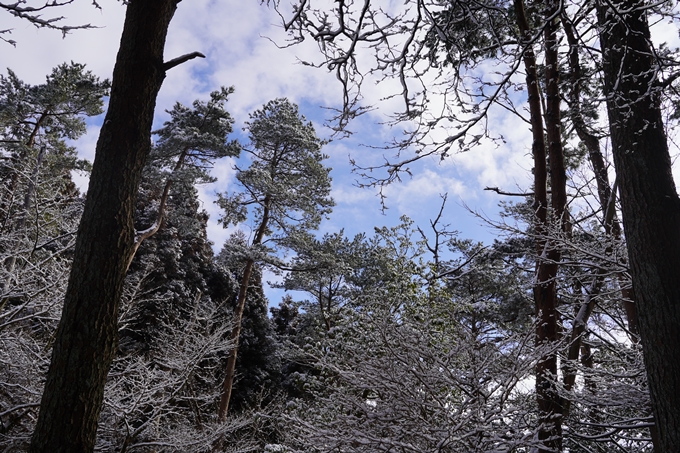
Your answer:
383;167;469;211
331;184;376;205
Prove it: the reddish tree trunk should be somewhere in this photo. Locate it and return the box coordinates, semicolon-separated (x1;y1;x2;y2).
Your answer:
514;0;565;449
535;3;567;449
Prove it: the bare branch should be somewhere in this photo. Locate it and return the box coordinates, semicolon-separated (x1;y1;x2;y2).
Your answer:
162;51;206;71
1;0;98;40
484;186;535;197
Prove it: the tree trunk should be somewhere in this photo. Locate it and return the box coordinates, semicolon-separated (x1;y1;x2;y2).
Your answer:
563;16;639;337
514;0;565;449
597;0;680;451
29;1;177;451
218;195;271;420
534;3;566;449
218;257;256;421
3;145;46;283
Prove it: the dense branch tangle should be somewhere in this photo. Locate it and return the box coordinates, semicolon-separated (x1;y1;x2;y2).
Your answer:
278;0;678;450
280;0;539;184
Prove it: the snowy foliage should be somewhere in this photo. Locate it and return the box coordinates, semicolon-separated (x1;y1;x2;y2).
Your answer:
218;98;334;241
269;213;655;452
0;41;664;451
150;86;240;184
273;222;542;452
0;63;105;449
0;71;272;452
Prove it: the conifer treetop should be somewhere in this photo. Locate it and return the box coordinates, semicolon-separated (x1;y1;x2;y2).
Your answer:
219;97;334;243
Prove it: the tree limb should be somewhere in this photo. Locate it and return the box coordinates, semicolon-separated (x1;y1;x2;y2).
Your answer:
484;186;536;196
163;51;205;71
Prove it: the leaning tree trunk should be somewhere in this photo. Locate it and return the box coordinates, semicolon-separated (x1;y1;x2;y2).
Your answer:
562;16;639;338
597;0;680;451
29;1;178;451
218;195;271;420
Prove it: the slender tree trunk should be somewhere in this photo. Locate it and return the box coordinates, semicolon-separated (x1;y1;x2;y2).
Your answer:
535;2;567;449
0;112;47;234
3;145;46;286
597;0;680;451
218;257;256;421
513;0;546;229
29;1;177;451
562;16;639;337
126;146;190;270
218;196;271;420
562;277;599;413
515;0;565;449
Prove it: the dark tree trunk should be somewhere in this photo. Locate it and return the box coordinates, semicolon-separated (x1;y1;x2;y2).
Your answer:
218;257;256;421
514;0;564;449
597;0;680;451
29;1;177;451
535;3;566;449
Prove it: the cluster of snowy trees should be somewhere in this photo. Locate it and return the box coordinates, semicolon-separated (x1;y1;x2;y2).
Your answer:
0;64;264;450
276;0;680;451
2;0;680;452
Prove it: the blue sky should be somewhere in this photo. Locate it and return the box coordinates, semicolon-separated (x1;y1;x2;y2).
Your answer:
7;0;663;303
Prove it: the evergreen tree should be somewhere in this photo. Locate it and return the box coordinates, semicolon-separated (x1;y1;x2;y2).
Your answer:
0;62;108;255
0;63;108;450
216;98;334;418
277;231;368;333
94;90;244;450
97;177;242;451
217;260;280;414
128;87;240;263
271;218;537;453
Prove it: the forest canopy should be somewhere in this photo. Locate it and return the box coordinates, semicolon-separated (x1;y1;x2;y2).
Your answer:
1;0;680;452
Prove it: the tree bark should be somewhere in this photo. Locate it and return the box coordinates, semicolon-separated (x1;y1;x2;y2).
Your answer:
534;2;566;449
514;0;566;449
218;195;271;420
597;0;680;451
29;1;177;451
